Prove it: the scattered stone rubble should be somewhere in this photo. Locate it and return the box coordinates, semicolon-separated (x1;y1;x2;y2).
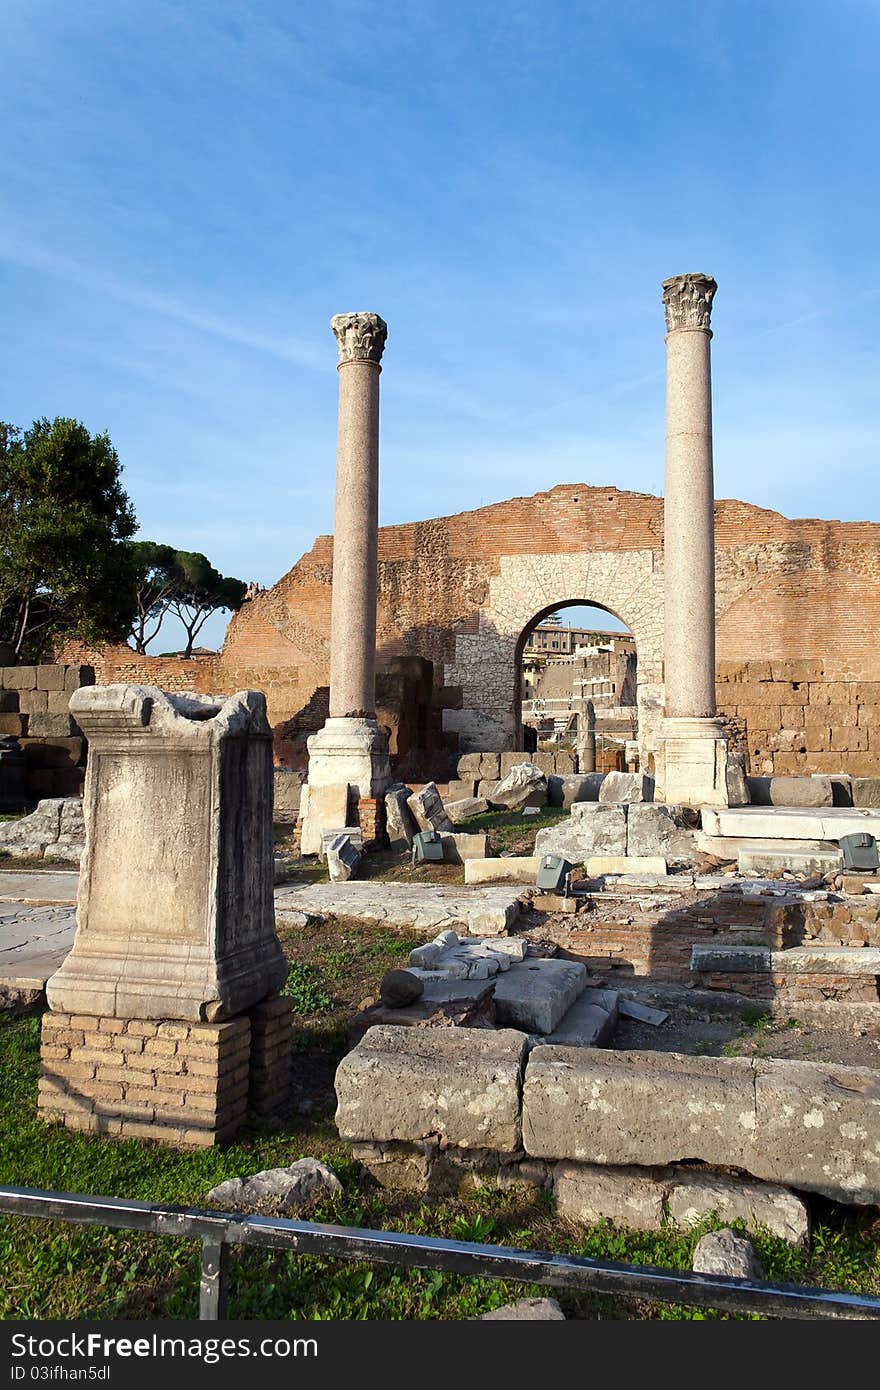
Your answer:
207;1158;342;1212
0;797;84;863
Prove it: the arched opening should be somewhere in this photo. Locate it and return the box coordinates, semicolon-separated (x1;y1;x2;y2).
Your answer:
515;601;638;771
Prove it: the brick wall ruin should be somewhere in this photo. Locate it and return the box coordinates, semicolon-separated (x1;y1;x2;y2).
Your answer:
67;484;880;779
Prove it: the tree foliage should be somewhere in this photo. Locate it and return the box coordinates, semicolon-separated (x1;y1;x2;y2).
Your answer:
0;418;138;659
126;544;248;657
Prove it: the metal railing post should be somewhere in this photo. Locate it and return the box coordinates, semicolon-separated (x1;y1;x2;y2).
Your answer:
199;1237;229;1320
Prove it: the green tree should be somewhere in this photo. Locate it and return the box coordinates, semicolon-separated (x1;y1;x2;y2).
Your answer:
166;550;247;658
126;540;180;654
0;418;138;659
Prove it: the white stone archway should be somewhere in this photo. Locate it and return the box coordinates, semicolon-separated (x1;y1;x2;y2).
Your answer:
442;549;665;767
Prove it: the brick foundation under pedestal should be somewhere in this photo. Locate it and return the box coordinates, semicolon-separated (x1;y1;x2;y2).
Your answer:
38;994;293;1148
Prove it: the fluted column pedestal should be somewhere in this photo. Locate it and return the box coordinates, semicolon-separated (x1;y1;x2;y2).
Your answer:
301;313;391;854
654;274;729;808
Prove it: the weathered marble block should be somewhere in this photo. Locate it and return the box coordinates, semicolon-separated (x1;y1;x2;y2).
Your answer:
46;685;287;1022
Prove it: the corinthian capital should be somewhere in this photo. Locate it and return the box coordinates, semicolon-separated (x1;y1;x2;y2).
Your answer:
661;274;717;332
331;312;388;365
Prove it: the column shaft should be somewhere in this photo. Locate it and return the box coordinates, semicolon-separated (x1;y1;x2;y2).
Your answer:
663;326;717;719
329;359;380;718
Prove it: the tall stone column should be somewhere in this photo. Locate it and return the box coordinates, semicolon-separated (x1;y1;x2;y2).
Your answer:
300;313;392;854
655;273;729;807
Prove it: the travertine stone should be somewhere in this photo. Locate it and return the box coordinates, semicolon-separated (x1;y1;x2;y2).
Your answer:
464;857;542;886
489;762;548;810
769;776;833;807
300;782;350;856
491;958;588;1034
554;1161;667;1231
445;796;489;824
275;881;522;936
335;1024;528;1153
586;855;667;878
536;805;627;860
598;771;654;804
626;803;696;861
384;784;418;850
668;1172;809;1246
522;1048;757;1168
692;1229;763;1280
439;831;489;863
407;782;453;832
46;685;286;1022
479;1299;565;1321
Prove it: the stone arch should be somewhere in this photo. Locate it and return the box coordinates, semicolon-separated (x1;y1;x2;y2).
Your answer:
443;549;665;765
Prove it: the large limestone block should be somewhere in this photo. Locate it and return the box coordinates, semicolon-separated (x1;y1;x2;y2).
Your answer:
46;685;287;1022
598;772;654;804
385;784;418;850
554;1161;667;1232
445;796;489;824
522;1049;757;1168
536;804;626;861
549;773;605;809
752;1058;880;1204
407;782;453;833
492;958;588;1034
440;831;490;863
626;804;696;862
300;783;350;855
446;779;477;802
769;776;833;808
667;1172;809;1246
334;1024;528;1152
464;857;542;886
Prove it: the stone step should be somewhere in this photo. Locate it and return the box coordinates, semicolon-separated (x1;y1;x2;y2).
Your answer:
701;806;880;843
695;832;837;858
737;847;841;877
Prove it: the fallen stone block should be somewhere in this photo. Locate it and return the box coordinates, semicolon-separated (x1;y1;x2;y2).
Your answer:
326;833;362;882
207;1159;342;1212
385;784;418;850
769;776;834;808
479;1298;565;1321
492;958;588;1035
445;796;489;824
522;1049;757;1169
852;778;880;809
407;782;453;833
617;997;670;1027
667;1172;809;1246
537;804;626;860
440;831;490;863
554;1161;667;1232
598;772;654;804
275;881;521;937
626;804;696;862
490;762;548;811
380;969;424;1007
465;857;543;886
335;1025;528;1152
586;855;667;878
541;987;619;1047
692;1229;763;1280
300;783;350;856
319;825;363;860
447;778;477;801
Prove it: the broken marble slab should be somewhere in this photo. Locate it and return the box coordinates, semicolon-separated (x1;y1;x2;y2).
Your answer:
492;957;588;1035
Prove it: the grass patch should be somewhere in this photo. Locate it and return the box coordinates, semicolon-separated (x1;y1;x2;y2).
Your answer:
2;914;879;1319
465;806;567;856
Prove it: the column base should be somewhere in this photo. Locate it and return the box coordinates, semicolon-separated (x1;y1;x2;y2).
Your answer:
300;717;391;855
654;716;730;808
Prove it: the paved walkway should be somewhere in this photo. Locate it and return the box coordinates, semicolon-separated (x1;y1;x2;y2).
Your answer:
0;870;524;988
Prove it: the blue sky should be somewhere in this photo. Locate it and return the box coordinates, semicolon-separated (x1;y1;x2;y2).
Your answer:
2;1;878;650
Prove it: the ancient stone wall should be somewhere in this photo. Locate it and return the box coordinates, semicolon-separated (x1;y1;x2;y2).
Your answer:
66;484;880;777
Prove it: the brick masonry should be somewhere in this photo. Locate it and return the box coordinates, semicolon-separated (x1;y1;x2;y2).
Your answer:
38;998;292;1146
61;484;880;776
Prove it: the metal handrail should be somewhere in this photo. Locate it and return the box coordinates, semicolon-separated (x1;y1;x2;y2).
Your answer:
1;1183;878;1321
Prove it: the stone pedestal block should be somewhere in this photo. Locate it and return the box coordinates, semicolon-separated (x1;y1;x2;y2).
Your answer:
301;718;390;853
654;716;729;808
46;685;287;1022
